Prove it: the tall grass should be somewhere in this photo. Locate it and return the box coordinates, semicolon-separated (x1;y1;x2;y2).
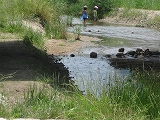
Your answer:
110;0;160;10
23;29;45;51
0;0;68;39
1;70;160;119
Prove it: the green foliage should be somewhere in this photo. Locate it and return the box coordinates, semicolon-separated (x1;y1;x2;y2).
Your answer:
23;29;45;50
89;0;113;19
65;0;112;19
65;0;78;4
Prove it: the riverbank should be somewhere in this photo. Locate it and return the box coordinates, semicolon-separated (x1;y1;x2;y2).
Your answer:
100;8;160;30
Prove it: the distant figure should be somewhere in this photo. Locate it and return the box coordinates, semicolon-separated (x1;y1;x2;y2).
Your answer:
81;5;88;27
93;6;98;24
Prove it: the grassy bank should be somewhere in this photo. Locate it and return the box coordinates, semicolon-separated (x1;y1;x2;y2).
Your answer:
0;0;67;40
111;0;160;10
1;70;160;119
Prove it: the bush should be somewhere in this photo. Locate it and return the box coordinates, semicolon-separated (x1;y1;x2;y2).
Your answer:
89;0;112;19
65;0;112;19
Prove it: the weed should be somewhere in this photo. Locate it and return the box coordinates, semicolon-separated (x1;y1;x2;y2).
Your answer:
72;25;82;40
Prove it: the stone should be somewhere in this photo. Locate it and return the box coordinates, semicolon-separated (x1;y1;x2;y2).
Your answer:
90;52;97;58
118;48;124;52
70;54;75;57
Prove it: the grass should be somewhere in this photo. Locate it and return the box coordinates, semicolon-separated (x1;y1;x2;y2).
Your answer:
0;0;160;119
1;70;160;119
0;0;68;40
111;0;160;10
147;15;160;29
23;29;45;51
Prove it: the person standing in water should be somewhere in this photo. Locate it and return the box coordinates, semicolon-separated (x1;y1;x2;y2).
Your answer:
81;5;88;27
93;6;98;24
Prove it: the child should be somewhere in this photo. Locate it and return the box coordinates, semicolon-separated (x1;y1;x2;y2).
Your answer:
81;5;88;26
93;6;98;23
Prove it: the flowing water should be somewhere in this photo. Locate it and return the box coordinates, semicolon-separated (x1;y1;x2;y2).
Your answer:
59;18;160;95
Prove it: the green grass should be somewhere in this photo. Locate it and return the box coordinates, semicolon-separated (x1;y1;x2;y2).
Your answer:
1;70;160;119
1;0;160;119
23;29;45;51
0;0;68;40
111;0;160;10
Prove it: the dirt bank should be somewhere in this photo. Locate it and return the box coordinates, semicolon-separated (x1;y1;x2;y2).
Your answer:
100;8;160;30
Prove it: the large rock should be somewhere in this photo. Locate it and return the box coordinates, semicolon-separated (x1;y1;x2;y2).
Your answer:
90;52;97;58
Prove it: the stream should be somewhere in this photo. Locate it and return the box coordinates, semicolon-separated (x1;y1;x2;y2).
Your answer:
59;18;160;95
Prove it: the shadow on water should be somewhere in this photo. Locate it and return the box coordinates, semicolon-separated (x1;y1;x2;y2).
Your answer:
59;17;160;96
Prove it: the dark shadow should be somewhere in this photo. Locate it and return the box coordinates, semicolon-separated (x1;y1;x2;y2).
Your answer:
0;40;70;84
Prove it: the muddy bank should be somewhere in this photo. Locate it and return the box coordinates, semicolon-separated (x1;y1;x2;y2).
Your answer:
106;48;160;71
108;57;160;71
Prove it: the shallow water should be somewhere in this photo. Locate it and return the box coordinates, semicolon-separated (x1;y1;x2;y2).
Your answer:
59;17;160;95
69;18;160;51
59;54;129;95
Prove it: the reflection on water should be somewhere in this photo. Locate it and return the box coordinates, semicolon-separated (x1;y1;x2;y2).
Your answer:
94;37;136;47
59;54;130;96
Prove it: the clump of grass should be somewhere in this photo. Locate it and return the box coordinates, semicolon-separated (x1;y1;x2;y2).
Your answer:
108;70;160;119
72;25;82;40
23;29;45;51
147;15;160;29
9;83;68;119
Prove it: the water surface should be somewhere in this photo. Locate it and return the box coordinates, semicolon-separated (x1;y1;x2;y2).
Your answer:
59;18;160;95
